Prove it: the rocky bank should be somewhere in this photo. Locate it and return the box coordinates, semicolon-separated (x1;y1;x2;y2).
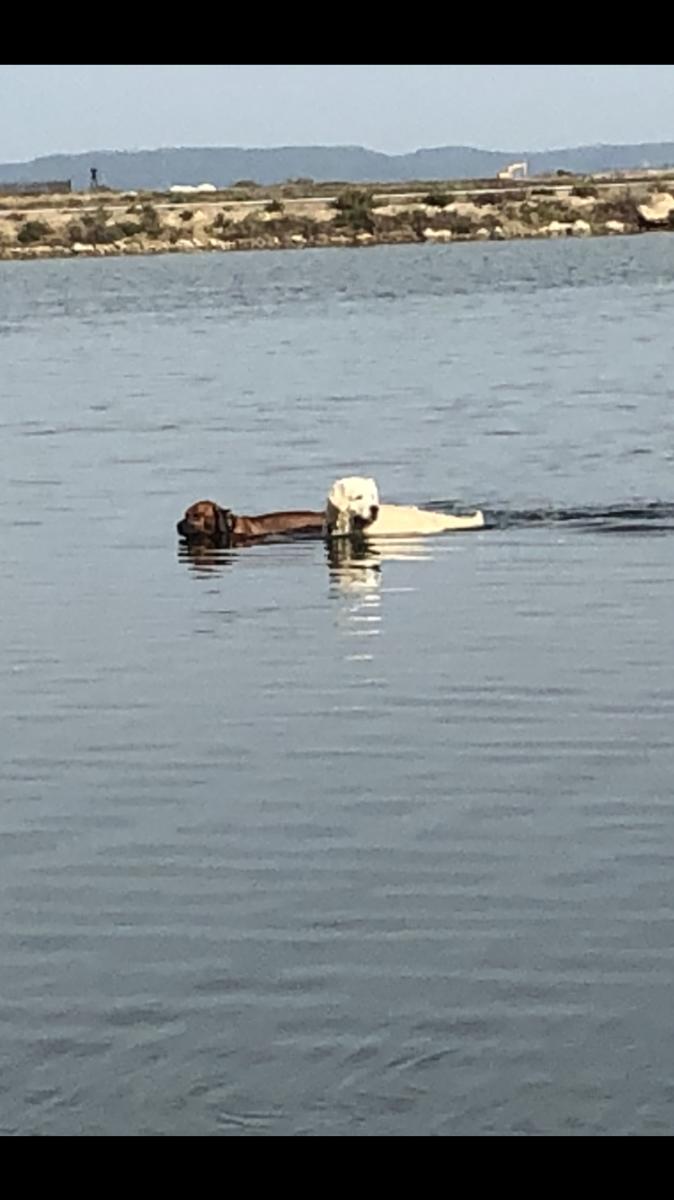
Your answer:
2;181;674;262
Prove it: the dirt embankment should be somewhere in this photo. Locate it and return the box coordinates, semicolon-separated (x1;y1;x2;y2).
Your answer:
2;179;674;262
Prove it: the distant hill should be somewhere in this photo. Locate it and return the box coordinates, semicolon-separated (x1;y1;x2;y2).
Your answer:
2;142;674;191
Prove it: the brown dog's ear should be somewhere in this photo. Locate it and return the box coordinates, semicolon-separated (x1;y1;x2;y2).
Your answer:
215;506;234;537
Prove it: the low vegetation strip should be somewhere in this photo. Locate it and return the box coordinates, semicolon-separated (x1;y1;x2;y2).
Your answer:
2;178;674;261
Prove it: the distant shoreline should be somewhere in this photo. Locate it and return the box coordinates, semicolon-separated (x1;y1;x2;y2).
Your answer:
2;175;674;263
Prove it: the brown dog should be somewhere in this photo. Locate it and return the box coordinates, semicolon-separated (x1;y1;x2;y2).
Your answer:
177;499;324;544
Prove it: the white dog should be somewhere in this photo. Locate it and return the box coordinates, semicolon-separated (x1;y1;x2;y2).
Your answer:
326;476;484;537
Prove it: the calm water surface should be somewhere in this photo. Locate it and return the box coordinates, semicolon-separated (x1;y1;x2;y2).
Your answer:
2;235;674;1135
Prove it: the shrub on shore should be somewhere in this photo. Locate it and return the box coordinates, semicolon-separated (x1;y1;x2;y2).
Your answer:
208;211;234;239
17;219;51;244
63;204;144;246
592;194;640;228
116;219;144;238
424;191;450;208
139;203;162;237
472;191;503;205
332;188;375;233
65;216;110;246
521;199;575;227
434;212;476;236
213;211;319;246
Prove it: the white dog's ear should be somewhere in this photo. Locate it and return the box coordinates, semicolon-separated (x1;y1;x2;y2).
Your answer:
364;478;380;507
327;479;345;511
325;496;350;536
328;478;357;514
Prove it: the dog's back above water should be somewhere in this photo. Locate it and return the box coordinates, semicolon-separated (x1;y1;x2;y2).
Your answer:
177;476;484;547
177;500;325;544
325;476;485;537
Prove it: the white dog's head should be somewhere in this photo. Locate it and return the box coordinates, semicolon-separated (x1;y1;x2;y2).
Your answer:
326;476;380;536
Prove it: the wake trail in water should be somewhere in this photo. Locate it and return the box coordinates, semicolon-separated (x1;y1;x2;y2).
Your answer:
432;501;674;534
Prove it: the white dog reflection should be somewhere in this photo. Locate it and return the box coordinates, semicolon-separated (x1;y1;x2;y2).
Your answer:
327;534;433;597
325;476;484;537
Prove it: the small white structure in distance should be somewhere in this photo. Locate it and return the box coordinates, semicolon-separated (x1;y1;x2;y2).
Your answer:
168;183;218;195
497;161;528;180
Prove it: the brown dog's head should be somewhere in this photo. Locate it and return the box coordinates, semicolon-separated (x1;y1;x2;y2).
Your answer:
177;500;234;543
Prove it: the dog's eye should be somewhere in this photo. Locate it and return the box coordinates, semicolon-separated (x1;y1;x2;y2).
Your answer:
354;495;362;501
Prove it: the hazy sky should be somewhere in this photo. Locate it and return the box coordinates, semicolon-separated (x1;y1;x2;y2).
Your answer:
2;65;674;162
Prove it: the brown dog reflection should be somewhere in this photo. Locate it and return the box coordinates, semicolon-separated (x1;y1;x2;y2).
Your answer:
177;499;325;546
